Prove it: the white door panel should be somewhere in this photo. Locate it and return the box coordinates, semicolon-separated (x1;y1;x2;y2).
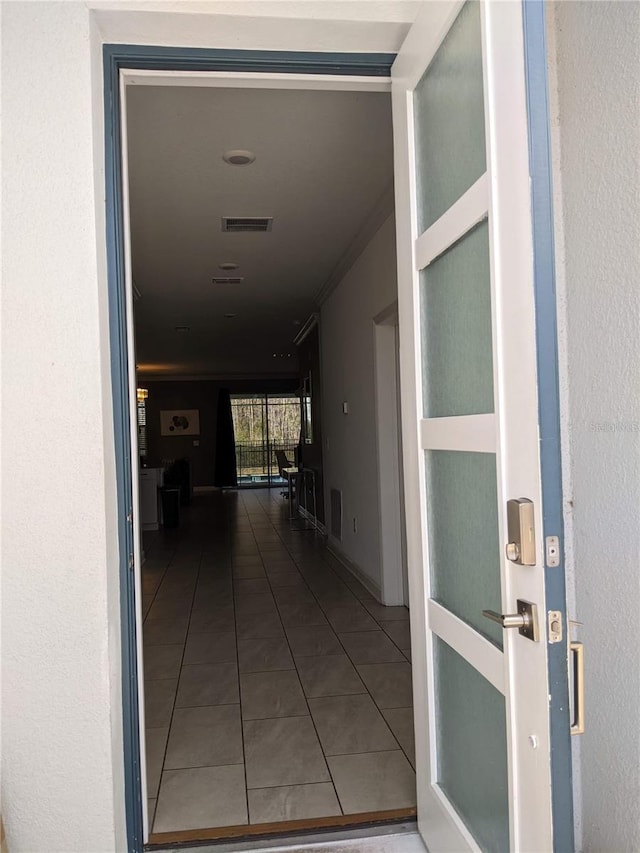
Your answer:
393;2;554;849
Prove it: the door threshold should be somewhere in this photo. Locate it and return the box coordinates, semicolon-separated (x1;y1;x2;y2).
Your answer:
147;808;416;850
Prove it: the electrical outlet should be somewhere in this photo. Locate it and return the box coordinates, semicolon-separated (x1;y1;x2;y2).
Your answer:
353;517;357;534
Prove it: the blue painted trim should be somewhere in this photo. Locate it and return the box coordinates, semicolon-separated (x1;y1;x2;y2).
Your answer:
522;3;574;851
103;45;394;852
103;53;144;853
103;44;395;77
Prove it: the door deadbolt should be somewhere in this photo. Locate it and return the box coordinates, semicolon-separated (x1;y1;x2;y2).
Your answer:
482;599;539;642
506;498;536;565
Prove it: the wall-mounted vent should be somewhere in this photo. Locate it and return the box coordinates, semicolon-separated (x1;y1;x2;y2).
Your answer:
330;489;343;541
211;277;245;285
221;217;273;233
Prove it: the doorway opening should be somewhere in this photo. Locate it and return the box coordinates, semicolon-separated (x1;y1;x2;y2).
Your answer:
121;68;414;845
231;393;301;487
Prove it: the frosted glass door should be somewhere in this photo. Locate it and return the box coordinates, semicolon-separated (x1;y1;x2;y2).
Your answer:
392;2;556;850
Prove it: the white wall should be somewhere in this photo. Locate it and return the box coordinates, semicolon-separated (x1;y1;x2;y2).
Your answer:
1;4;125;851
547;3;640;850
320;215;398;592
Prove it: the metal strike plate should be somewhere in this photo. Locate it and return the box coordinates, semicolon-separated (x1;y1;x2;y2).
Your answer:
546;535;560;568
506;498;536;565
548;610;563;643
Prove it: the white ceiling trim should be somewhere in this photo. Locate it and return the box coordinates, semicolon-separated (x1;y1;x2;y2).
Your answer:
123;70;391;92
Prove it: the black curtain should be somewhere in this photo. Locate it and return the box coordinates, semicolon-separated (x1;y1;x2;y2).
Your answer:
214;389;238;487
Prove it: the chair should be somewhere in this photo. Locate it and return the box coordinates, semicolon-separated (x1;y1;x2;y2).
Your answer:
275;450;293;479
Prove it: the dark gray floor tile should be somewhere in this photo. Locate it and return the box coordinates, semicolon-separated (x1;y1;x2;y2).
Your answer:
144;644;184;680
285;625;343;658
382;708;416;768
144;678;177;728
183;631;236;665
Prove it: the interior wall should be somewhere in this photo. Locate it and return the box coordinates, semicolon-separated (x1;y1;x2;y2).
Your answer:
320;214;398;593
547;3;640;850
142;378;297;487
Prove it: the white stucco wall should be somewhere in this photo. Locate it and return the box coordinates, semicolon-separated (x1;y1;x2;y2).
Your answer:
548;3;640;850
320;216;398;591
1;4;125;851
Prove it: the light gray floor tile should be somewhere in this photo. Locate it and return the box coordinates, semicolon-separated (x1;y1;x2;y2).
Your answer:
248;783;341;824
147;798;157;827
155;577;197;600
278;603;328;628
338;631;406;664
286;625;343;658
154;765;248;832
164;705;243;769
272;586;317;606
191;591;234;613
296;655;367;698
189;607;235;634
234;593;278;616
240;670;308;720
264;570;306;588
184;631;236;665
382;620;412;651
144;644;184;680
146;727;169;798
144;678;177;728
324;605;381;634
244;717;330;789
143;594;155;618
382;708;415;768
233;555;264;567
362;601;410;622
144;618;189;647
233;564;267;579
235;578;271;596
308;694;399;756
357;663;413;709
238;637;294;673
175;662;239;707
147;596;194;621
235;609;284;640
328;751;416;813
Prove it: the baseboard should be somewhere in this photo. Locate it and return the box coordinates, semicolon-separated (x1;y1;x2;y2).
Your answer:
193;485;217;493
297;505;327;535
326;541;382;602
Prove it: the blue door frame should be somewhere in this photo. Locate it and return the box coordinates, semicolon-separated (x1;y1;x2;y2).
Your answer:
103;8;572;848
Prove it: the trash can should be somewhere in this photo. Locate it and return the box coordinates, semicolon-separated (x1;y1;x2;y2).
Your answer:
160;487;181;529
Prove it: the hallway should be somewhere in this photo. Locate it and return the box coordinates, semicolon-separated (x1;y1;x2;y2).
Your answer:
142;490;416;839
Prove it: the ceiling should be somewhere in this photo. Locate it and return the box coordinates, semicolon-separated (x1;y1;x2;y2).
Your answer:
126;84;394;378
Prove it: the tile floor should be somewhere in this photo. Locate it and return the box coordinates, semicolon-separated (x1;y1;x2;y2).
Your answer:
142;489;415;835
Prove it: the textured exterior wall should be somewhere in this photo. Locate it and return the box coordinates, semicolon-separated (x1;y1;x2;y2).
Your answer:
1;4;125;851
548;3;640;850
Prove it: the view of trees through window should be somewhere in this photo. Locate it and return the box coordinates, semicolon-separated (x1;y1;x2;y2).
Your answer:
231;394;301;485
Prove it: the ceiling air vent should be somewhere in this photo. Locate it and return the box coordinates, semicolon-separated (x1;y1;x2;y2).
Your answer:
211;276;245;285
221;216;273;233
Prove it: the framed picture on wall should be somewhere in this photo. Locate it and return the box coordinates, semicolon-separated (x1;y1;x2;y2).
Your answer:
160;409;200;436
